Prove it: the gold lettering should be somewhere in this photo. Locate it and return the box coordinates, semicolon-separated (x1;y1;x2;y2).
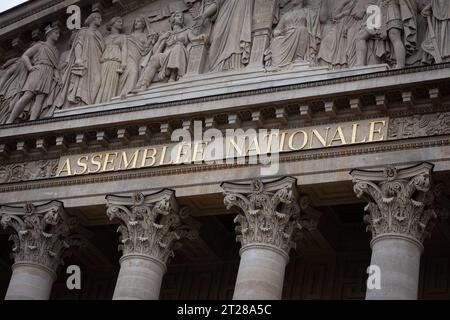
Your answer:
369;121;386;142
141;148;157;167
120;150;140;169
160;145;172;166
351;123;367;144
175;143;192;164
192;141;209;162
288;130;308;150
265;132;278;153
76;156;89;175
89;154;103;173
328;127;347;146
279;132;287;152
310;128;330;148
246;136;261;156
57;159;72;177
102;152;118;172
227;137;245;157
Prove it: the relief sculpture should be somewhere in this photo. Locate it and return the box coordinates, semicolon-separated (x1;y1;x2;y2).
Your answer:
118;16;158;97
265;0;327;70
196;0;254;72
421;0;450;63
0;0;447;125
95;17;128;103
53;12;105;109
135;11;206;91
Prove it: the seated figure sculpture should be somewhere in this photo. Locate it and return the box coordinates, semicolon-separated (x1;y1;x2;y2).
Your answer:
135;11;206;91
264;0;327;71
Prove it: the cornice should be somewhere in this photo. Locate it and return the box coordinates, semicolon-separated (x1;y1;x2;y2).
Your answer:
0;62;448;134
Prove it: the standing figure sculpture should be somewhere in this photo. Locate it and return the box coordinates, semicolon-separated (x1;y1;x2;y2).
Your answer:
54;12;105;109
135;12;205;91
318;0;356;69
6;25;61;124
95;17;127;103
0;58;28;124
355;0;417;68
421;0;450;63
265;0;327;70
197;0;254;72
118;16;158;98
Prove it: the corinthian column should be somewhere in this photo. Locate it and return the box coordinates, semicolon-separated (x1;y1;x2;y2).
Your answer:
351;163;438;300
106;190;196;300
221;177;315;300
0;201;81;300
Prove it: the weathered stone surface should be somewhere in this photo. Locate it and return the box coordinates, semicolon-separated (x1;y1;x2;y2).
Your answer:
106;190;196;264
351;163;437;243
222;177;314;254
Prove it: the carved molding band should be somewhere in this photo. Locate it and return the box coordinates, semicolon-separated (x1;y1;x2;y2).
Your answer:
0;159;58;184
388;112;450;140
106;190;196;265
0;201;83;271
351;163;439;243
221;177;314;255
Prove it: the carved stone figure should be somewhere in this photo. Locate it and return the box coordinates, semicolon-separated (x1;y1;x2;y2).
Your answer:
355;0;418;68
183;0;215;36
0;58;28;124
135;12;206;91
344;0;379;68
421;0;450;63
95;17;127;103
318;0;356;69
197;0;254;72
6;25;60;124
54;12;105;109
40;31;78;118
118;16;158;98
265;0;327;70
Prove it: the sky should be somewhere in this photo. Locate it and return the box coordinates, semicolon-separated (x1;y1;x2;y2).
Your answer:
0;0;30;13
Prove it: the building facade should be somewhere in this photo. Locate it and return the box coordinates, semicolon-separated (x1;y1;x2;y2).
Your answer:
0;0;449;300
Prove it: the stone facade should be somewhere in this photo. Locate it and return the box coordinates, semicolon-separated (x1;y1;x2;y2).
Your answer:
0;0;449;300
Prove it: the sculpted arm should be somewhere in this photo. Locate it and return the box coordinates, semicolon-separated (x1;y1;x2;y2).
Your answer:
21;45;39;72
74;33;84;66
120;35;128;71
319;0;329;23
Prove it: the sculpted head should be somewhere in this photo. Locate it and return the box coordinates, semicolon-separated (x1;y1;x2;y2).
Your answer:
291;0;305;7
85;12;102;28
107;17;123;32
45;25;60;42
169;11;184;28
184;0;198;9
132;16;146;32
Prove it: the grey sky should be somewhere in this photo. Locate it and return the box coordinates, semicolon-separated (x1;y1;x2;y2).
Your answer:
0;0;29;13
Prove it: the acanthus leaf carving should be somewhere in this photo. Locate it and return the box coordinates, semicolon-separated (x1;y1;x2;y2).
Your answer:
0;201;85;271
351;163;438;243
222;177;314;255
106;190;196;264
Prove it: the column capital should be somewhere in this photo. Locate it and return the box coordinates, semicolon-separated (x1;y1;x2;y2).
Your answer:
106;190;197;265
221;177;314;255
350;163;438;243
0;201;83;272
